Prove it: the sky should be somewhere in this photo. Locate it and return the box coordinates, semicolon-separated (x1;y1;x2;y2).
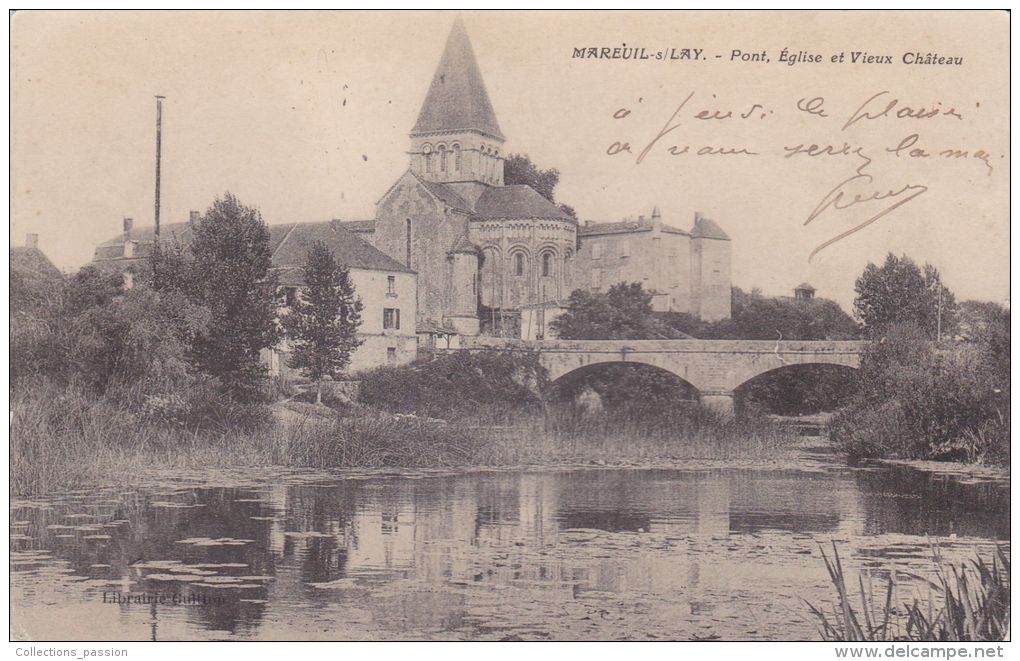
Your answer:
10;10;1009;311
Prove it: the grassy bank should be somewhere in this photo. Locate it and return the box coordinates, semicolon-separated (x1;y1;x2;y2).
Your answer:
10;384;798;496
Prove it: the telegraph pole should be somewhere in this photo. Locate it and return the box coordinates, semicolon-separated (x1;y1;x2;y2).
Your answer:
154;95;166;242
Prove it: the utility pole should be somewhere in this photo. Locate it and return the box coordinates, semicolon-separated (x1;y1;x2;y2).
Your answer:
154;95;166;242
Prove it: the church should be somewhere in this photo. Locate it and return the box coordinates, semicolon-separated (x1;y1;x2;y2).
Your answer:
349;18;733;338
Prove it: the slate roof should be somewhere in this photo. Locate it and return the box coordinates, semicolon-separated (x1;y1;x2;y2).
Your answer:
93;220;413;276
334;219;376;234
578;218;690;237
411;17;505;141
95;221;193;249
11;246;62;281
418;177;474;213
691;216;731;241
449;234;477;254
269;222;413;273
474;185;573;221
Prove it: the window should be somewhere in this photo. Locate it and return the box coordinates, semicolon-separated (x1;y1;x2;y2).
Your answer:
591;270;601;289
405;219;412;268
383;308;400;330
453;143;461;171
439;145;447;172
621;240;630;257
592;242;603;259
514;253;525;276
542;253;552;277
387;275;396;295
387;347;397;363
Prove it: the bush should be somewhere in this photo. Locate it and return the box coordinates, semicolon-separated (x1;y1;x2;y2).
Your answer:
830;322;1009;464
358;351;547;421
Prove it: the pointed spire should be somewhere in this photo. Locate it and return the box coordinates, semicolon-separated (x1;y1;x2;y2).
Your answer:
651;206;661;219
411;17;505;141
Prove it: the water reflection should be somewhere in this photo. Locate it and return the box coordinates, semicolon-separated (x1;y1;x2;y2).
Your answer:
10;464;1009;641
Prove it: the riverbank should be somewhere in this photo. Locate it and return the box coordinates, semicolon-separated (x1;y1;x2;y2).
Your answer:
10;390;802;496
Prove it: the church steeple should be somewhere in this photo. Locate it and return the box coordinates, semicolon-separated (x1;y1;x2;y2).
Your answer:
409;18;505;189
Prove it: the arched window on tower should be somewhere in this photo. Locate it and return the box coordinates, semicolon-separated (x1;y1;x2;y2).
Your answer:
542;253;552;278
453;143;461;171
514;252;525;276
439;144;447;173
423;144;433;174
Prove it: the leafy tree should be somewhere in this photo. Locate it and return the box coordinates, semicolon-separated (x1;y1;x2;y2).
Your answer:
156;193;279;401
853;253;956;339
551;282;682;340
664;286;860;341
503;153;577;219
282;242;364;404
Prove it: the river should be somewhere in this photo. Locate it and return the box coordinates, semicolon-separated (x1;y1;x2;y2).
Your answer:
10;446;1009;641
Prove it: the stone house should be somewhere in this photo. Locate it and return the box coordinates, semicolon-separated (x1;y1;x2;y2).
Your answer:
90;216;418;376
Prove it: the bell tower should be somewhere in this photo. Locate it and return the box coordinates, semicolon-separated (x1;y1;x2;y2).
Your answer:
409;18;505;201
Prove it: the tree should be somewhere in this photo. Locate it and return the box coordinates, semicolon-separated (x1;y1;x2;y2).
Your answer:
853;253;956;340
551;282;681;340
503;153;577;219
664;286;860;341
281;242;364;404
156;193;279;401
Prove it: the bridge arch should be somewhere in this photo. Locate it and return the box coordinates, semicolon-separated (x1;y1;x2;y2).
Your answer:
546;361;700;416
732;362;858;416
450;337;867;418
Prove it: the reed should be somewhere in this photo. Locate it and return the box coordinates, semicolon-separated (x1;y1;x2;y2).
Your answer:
807;542;1010;641
10;383;798;496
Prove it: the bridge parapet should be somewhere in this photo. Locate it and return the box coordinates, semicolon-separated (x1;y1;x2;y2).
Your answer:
457;336;867;355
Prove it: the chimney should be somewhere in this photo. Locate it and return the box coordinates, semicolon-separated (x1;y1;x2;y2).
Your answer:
123;217;133;240
25;233;38;250
189;210;200;225
638;214;645;223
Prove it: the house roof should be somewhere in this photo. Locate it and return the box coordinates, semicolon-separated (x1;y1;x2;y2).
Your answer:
474;185;573;221
449;234;477;254
94;220;413;275
269;221;413;273
795;282;816;291
691;215;731;241
334;219;376;234
418;177;474;213
578;217;689;237
95;221;194;249
411;17;505;141
11;246;62;281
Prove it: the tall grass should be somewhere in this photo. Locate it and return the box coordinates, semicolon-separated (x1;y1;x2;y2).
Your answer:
807;542;1010;641
10;383;797;496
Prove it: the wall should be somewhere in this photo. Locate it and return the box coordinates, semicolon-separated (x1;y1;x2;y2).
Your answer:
470;217;576;311
266;267;418;378
574;228;693;313
692;236;732;321
374;171;472;329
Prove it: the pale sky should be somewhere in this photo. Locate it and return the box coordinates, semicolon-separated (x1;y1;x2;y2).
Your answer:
10;10;1009;310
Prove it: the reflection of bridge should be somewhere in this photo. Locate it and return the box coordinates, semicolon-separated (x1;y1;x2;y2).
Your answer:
452;337;867;416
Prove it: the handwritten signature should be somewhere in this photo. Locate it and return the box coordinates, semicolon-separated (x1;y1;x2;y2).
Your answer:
804;174;928;261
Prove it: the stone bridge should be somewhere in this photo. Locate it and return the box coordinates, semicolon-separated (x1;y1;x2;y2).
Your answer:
449;337;867;416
